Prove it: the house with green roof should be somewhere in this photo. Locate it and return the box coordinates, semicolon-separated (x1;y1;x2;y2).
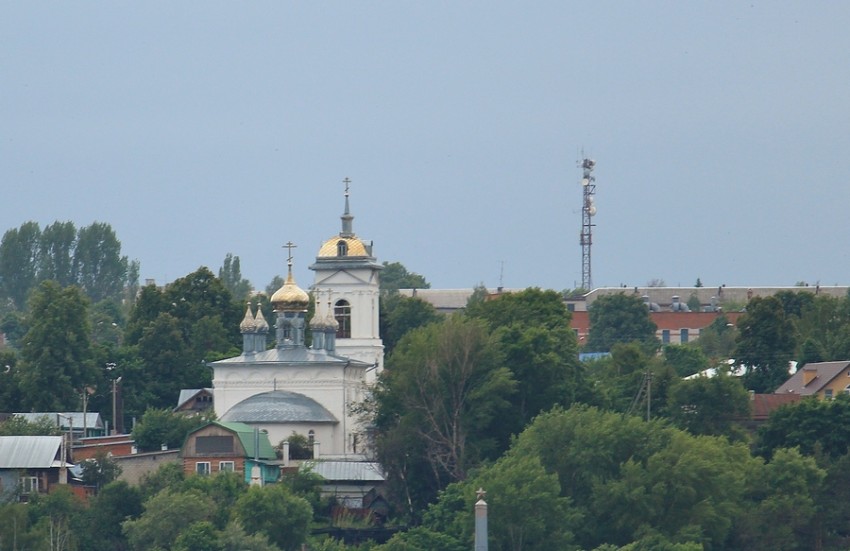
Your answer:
180;421;279;485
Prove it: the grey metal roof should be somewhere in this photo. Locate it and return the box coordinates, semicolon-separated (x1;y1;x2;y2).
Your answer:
15;412;103;430
176;388;212;409
212;346;370;366
301;460;385;482
0;436;62;468
220;390;338;424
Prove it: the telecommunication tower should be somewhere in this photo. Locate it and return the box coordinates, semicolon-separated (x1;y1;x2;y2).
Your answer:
579;158;597;290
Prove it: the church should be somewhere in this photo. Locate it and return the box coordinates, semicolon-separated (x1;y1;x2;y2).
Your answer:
211;185;384;457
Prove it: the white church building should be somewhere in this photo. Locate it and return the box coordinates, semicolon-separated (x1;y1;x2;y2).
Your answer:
211;186;384;457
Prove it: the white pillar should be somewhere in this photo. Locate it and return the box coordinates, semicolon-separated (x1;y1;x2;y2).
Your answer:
474;488;488;551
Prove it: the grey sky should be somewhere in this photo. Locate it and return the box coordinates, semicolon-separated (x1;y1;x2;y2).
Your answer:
3;2;849;292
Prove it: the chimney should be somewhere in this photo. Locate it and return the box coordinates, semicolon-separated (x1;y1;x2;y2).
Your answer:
282;441;290;467
802;367;817;386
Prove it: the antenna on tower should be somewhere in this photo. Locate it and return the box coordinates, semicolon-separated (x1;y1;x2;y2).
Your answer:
498;261;505;292
578;156;597;290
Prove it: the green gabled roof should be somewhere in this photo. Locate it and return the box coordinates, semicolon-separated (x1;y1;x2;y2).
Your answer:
191;421;276;460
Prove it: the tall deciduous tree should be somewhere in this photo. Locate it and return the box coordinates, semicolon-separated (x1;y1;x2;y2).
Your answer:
755;395;850;460
380;261;430;291
75;480;143;551
163;267;241;351
233;484;313;551
695;314;738;361
123;488;217;551
131;407;206;452
585;293;658;353
18;281;95;411
379;293;442;356
425;453;580;551
219;253;253;302
0;221;41;310
736;296;797;393
465;288;583;440
373;316;515;513
796;293;850;363
74;222;129;303
667;374;751;437
38;221;77;287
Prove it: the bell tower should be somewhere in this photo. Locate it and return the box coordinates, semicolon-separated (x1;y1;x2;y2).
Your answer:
310;179;384;378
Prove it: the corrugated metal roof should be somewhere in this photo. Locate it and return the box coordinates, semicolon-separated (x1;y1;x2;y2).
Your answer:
301;460;385;482
15;412;103;430
217;422;277;460
213;347;368;365
221;391;338;424
0;436;62;468
176;388;212;409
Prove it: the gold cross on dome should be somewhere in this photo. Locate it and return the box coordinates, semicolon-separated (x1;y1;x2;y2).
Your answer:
283;241;297;265
343;177;351;196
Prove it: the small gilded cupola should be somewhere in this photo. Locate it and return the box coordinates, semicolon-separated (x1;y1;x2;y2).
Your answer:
254;301;269;350
240;302;257;355
271;243;309;348
240;301;269;354
309;292;328;351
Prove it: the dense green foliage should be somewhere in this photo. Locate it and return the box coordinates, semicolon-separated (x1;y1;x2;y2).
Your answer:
736;296;797;393
9;220;850;549
379;261;430;291
131;407;209;452
585;293;658;352
0;220;135;310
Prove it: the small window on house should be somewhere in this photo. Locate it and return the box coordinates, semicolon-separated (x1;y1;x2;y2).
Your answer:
19;476;38;494
219;461;235;472
844;385;850;395
308;430;315;445
680;328;689;343
196;435;234;454
566;303;575;312
661;330;670;344
334;300;351;338
825;389;834;400
196;462;211;476
337;240;348;256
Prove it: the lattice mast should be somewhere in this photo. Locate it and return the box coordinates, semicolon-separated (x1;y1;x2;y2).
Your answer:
579;158;597;290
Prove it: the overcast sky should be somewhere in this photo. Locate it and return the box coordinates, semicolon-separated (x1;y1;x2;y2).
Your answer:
3;2;850;293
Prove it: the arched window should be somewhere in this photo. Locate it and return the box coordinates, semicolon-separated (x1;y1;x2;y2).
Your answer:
337;240;348;257
308;430;315;444
335;299;351;338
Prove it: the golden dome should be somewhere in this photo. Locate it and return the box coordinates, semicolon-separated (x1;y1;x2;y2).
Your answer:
317;235;369;258
270;272;309;311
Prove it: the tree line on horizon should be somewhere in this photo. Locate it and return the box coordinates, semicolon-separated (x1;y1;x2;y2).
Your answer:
6;220;850;548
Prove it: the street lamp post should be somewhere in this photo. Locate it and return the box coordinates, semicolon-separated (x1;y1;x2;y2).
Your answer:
56;413;72;484
106;363;122;435
112;376;122;435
